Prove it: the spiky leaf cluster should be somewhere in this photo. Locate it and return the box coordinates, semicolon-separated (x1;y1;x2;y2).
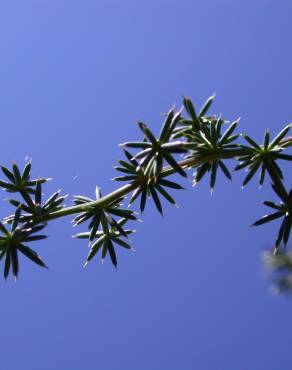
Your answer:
114;150;184;215
120;107;188;179
172;95;218;139
0;162;49;195
0;95;290;285
75;218;135;268
0;207;47;279
5;180;67;224
172;96;240;191
190;118;240;191
235;125;292;187
0;161;67;279
253;182;292;249
73;187;137;267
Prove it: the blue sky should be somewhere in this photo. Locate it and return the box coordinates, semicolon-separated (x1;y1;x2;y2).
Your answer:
0;1;292;369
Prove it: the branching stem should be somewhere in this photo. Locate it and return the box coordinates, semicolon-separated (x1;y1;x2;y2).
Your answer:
36;147;258;223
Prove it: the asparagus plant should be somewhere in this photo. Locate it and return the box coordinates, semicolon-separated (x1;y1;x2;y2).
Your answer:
0;95;291;289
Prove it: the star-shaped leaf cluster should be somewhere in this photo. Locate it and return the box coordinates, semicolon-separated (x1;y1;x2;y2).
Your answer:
172;95;218;139
0;207;47;280
168;96;241;191
75;218;135;268
253;182;292;250
235;125;292;187
5;180;67;224
73;187;137;267
113;150;184;215
191;118;240;191
120;107;188;178
0;161;50;194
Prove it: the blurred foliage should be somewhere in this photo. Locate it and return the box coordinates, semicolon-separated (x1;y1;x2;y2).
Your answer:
264;252;292;294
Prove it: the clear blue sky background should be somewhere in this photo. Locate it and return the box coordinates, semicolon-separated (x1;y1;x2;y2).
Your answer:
0;1;292;369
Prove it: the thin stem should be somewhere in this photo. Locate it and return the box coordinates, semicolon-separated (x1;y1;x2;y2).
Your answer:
161;148;247;177
32;132;292;224
37;148;248;223
38;183;138;222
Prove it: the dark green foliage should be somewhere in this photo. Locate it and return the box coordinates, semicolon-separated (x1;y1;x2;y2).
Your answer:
75;218;135;268
235;125;291;187
253;182;292;248
172;95;217;138
0;208;47;279
0;95;290;282
5;180;67;224
0;163;67;278
189;120;238;190
114;150;184;215
73;188;137;267
120;107;189;179
0;161;50;194
177;97;240;191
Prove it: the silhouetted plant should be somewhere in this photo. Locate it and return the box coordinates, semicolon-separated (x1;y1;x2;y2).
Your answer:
0;95;291;288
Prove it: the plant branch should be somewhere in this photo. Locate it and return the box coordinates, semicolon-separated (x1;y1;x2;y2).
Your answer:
38;135;292;223
36;148;251;223
0;95;291;279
